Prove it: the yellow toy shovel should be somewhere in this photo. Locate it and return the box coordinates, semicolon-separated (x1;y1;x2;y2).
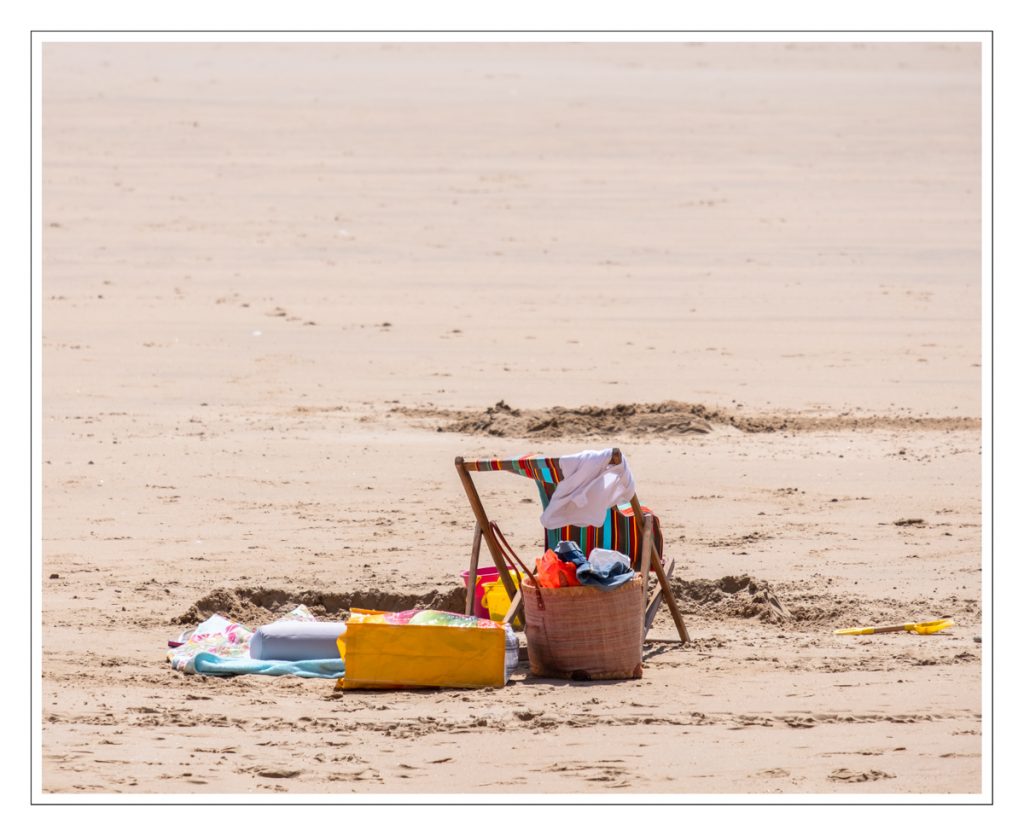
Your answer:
834;618;955;636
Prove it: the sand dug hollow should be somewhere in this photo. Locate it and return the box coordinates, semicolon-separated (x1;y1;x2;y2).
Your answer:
174;577;795;627
175;574;979;633
175;585;469;626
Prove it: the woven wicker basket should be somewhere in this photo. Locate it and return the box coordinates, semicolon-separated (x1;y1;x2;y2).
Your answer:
521;575;644;680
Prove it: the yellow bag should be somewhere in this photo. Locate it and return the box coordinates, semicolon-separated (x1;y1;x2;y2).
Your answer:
337;615;507;690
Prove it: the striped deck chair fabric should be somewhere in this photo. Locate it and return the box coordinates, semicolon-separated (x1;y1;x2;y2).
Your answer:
467;455;664;567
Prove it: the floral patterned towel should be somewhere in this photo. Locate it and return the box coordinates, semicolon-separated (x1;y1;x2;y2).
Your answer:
168;605;339;677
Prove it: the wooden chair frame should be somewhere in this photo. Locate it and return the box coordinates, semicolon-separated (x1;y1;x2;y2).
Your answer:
454;449;690;643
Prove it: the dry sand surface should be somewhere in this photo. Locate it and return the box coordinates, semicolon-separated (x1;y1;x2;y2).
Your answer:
41;42;982;795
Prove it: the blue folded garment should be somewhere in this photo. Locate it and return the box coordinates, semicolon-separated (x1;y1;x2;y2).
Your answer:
554;540;588;568
555;542;635;590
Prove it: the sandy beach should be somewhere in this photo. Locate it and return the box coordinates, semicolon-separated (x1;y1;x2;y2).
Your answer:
40;42;981;795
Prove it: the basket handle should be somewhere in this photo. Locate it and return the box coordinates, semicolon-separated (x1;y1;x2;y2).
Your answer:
490;521;544;611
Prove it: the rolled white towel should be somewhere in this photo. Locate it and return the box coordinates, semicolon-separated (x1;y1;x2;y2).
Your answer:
250;620;347;661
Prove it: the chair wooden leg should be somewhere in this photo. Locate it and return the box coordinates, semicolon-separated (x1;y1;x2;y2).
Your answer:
629;496;690;644
644;554;675;633
639;514;653;637
650;550;689;642
465;522;482;616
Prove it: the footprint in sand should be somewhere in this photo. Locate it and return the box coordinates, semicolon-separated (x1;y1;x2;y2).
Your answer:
756;767;791;778
537;760;633;788
828;768;895;783
256;768;302;779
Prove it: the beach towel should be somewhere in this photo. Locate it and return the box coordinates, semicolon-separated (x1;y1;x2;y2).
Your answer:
168;606;344;679
183;652;345;678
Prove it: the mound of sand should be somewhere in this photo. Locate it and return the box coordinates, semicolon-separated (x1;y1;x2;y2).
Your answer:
399;400;979;438
429;400;715;437
671;575;794;623
669;575;978;629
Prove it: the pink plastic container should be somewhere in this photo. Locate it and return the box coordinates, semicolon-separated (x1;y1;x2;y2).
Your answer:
460;567;504;618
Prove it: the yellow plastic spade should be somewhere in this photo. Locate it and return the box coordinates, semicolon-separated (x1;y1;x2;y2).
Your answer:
834;618;955;636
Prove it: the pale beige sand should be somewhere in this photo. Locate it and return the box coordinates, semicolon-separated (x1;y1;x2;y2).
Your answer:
41;42;981;795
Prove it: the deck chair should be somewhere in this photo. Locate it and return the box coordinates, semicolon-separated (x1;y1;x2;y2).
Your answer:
454;449;691;643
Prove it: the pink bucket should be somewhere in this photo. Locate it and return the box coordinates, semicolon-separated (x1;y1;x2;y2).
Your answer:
460;567;504;618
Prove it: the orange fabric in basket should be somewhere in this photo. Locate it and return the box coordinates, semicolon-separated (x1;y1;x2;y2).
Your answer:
534;549;580;588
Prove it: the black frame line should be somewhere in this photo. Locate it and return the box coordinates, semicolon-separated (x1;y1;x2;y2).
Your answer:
28;28;995;807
